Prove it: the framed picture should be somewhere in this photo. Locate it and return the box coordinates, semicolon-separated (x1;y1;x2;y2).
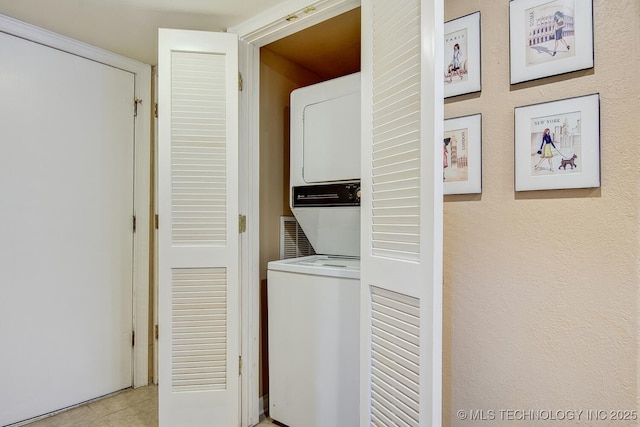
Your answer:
514;93;599;191
444;113;482;195
509;0;594;84
444;11;481;98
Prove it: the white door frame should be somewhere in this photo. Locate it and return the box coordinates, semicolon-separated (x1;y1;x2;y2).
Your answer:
0;14;152;389
229;1;360;425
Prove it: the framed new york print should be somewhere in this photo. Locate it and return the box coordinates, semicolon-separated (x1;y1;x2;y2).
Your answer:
509;0;594;84
514;94;600;191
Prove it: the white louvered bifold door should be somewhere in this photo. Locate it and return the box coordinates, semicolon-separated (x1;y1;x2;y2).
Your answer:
158;29;240;427
360;0;443;426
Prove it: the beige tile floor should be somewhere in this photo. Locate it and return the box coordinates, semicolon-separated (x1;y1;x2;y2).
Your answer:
20;386;276;427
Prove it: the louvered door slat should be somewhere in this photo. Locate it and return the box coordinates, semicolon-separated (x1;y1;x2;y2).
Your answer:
370;286;420;426
371;369;419;414
369;0;422;261
371;383;419;424
171;51;227;246
171;267;227;393
371;350;419;390
373;140;419;161
373;187;420;200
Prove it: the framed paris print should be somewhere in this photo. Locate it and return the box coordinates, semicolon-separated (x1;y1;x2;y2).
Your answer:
444;11;481;98
443;113;482;195
514;94;600;191
509;0;594;84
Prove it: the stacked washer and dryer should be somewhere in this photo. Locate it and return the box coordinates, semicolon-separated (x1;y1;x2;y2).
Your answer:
267;72;361;427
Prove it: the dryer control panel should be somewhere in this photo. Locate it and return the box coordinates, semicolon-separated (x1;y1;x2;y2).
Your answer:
293;182;360;207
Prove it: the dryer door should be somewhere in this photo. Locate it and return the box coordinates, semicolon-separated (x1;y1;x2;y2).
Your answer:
303;90;360;182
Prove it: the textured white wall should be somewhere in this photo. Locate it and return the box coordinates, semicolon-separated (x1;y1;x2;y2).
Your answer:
442;0;640;425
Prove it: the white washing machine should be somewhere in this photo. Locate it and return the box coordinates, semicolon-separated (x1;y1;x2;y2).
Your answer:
267;255;360;427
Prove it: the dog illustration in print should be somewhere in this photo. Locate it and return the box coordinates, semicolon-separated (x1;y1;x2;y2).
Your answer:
559;154;578;170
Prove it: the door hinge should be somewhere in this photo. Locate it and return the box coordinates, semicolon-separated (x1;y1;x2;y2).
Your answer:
238;72;243;91
133;215;137;233
154;214;159;229
155;325;159;340
239;355;243;376
134;98;142;117
132;330;135;347
154;103;158;118
239;214;247;233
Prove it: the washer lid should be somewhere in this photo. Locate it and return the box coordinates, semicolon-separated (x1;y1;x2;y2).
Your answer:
267;255;360;279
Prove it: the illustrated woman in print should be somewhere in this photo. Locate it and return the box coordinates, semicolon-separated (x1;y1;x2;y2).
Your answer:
552;11;570;56
447;43;463;81
443;138;450;180
535;128;557;171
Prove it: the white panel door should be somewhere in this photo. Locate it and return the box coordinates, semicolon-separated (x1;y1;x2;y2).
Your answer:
157;29;240;426
360;0;444;425
0;32;135;425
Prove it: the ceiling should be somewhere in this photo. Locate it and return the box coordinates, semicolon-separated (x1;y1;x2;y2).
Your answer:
0;0;360;72
264;7;360;80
